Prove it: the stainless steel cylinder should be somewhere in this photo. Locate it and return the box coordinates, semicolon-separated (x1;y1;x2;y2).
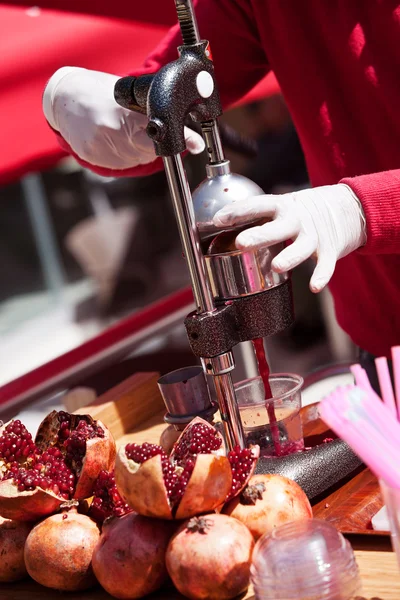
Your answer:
201;352;235;376
158;366;216;426
192;161;265;239
205;229;288;300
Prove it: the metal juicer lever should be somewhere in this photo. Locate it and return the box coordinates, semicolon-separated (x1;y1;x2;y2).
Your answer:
114;0;248;451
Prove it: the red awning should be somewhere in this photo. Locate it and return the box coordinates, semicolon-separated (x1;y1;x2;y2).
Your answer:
0;3;279;185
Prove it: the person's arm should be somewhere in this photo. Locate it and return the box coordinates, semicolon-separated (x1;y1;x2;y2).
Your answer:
45;0;270;178
341;170;400;254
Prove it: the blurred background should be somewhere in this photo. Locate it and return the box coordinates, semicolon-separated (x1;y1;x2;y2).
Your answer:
0;2;356;410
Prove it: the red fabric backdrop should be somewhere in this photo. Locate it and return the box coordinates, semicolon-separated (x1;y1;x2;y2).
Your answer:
0;3;279;185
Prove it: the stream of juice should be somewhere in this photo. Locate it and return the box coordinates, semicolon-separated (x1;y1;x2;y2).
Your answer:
251;338;282;455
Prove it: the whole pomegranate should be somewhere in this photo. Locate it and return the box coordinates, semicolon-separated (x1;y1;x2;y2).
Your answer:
223;474;313;540
0;411;116;521
166;513;254;600
0;516;32;582
24;501;100;591
92;512;175;599
115;417;259;520
88;470;132;525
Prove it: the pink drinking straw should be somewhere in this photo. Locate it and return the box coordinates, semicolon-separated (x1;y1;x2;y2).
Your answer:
329;383;400;450
350;364;382;403
391;346;400;422
320;386;400;489
375;356;397;419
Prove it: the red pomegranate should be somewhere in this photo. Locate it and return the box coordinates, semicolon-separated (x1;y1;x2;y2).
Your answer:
92;512;175;599
223;474;313;540
0;516;32;582
24;501;100;591
166;513;254;600
0;411;116;521
88;470;132;525
115;417;259;520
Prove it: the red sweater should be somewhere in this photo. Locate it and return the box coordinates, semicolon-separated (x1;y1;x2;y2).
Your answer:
60;1;400;358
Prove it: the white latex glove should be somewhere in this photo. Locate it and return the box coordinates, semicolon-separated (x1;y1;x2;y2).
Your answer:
213;184;367;293
43;67;205;170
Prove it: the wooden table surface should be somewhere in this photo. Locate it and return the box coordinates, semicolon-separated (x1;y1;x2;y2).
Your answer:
2;372;399;599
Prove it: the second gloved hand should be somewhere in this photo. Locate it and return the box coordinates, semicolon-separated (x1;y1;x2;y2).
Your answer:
43;67;205;170
213;184;367;293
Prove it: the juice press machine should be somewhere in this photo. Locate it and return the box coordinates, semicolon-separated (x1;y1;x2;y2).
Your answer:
114;0;361;497
114;0;293;451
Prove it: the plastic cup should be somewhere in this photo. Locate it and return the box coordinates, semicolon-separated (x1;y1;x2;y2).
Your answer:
251;519;362;599
235;374;304;457
380;479;400;568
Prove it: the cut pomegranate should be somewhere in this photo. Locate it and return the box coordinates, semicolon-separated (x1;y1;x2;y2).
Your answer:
0;411;116;521
226;445;259;501
88;470;132;525
115;418;259;520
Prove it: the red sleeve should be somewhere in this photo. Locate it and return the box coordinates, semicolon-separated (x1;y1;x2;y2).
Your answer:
341;170;400;254
130;0;269;108
53;0;269;179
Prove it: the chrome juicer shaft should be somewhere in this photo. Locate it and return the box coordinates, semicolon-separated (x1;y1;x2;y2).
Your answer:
163;153;245;451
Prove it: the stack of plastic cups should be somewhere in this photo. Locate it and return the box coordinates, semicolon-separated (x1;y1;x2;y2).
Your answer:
251;520;362;600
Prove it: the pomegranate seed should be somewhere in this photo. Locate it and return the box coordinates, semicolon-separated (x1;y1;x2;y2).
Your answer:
125;422;226;510
63;419;104;474
172;423;221;464
125;442;166;463
0;420;37;465
89;470;132;524
226;446;255;500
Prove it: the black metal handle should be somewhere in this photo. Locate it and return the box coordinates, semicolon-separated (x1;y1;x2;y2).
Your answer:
114;43;222;157
114;74;156;115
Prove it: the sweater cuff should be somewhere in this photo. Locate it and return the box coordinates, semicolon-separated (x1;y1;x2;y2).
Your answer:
341;170;400;255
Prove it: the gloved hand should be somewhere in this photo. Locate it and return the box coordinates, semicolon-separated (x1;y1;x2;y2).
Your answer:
43;67;205;170
213;184;367;293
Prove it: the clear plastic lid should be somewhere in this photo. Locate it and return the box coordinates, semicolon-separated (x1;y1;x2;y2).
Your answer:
251;519;362;599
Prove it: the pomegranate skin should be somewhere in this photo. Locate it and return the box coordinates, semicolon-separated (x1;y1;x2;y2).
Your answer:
223;474;313;540
159;425;180;454
0;480;63;522
0;516;32;582
24;504;100;591
73;421;116;500
166;513;254;600
92;512;175;599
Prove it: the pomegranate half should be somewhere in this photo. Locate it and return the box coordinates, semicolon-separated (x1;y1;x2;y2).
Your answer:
223;473;313;540
115;417;259;520
0;411;116;521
